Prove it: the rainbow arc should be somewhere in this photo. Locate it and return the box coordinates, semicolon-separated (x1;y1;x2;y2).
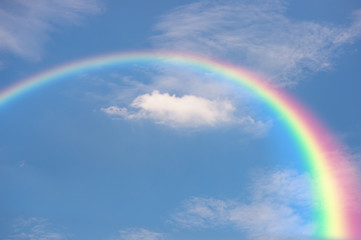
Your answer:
1;51;360;239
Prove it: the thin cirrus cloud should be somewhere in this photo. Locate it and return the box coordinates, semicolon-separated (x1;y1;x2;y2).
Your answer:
115;228;164;240
153;0;361;86
101;90;270;135
5;217;65;240
0;0;103;60
171;170;315;240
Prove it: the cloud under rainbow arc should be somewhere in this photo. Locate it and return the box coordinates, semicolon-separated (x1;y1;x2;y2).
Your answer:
1;51;360;239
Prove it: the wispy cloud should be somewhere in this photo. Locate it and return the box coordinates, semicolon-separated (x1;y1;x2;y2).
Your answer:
250;169;314;206
101;90;271;135
115;228;164;240
172;169;315;240
18;160;26;168
0;0;103;60
153;0;361;86
5;217;66;240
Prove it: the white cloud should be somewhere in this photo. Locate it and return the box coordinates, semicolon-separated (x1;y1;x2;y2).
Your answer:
0;0;103;59
102;90;235;128
101;90;271;135
153;0;361;86
116;228;164;240
172;170;315;240
5;218;66;240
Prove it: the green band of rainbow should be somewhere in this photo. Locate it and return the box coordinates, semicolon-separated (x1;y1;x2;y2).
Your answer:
1;51;360;239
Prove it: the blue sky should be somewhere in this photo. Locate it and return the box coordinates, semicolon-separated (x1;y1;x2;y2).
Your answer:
0;1;361;240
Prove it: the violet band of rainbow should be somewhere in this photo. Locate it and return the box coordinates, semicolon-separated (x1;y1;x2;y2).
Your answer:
1;51;360;239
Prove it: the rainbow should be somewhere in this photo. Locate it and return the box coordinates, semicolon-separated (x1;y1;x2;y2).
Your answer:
1;51;360;239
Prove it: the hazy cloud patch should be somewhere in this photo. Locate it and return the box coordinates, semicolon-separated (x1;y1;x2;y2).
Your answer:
5;217;66;240
0;0;103;59
115;228;164;240
172;169;315;240
153;0;361;86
